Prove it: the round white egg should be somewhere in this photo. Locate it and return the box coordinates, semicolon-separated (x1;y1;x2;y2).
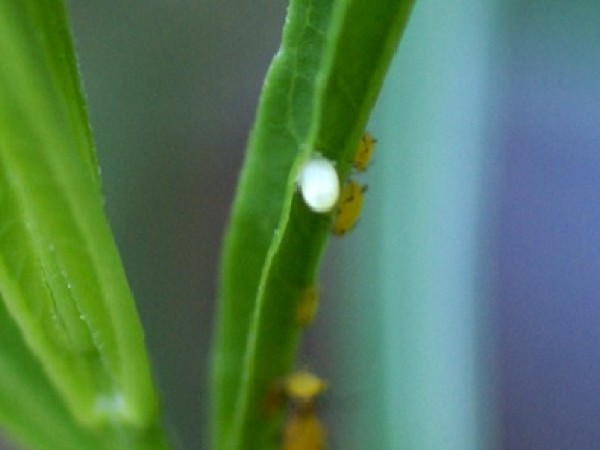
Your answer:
297;157;340;213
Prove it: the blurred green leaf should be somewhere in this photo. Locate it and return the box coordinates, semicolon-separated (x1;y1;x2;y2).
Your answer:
211;0;415;449
0;1;172;448
0;303;113;450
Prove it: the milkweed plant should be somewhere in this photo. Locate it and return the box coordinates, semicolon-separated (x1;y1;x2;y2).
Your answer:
0;0;414;449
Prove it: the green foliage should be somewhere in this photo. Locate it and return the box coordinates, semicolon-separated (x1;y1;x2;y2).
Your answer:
0;0;416;448
0;1;172;449
211;0;415;449
0;304;111;450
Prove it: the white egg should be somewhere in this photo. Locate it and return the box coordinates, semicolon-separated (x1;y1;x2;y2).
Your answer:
297;156;340;213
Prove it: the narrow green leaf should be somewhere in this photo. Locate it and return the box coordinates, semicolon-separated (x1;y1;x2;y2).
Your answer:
212;0;415;449
0;1;168;446
0;303;112;450
210;0;337;446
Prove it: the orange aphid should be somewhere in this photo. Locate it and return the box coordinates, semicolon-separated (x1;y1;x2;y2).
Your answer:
332;180;367;236
281;371;327;450
283;371;327;403
283;406;325;450
295;286;319;327
354;132;377;172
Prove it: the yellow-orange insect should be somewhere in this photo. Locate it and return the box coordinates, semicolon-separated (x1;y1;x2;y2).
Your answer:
295;285;319;327
332;180;367;236
284;410;325;450
282;371;327;450
354;132;377;172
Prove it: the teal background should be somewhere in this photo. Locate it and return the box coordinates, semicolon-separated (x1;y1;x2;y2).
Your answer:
2;0;600;449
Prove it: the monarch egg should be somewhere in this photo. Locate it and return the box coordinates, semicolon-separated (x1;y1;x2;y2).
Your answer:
297;156;340;213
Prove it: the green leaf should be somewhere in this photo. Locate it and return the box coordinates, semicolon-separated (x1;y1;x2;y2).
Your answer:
211;0;415;449
0;303;112;450
0;1;171;448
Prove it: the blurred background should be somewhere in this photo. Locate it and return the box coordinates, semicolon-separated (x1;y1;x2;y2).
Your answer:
3;0;600;449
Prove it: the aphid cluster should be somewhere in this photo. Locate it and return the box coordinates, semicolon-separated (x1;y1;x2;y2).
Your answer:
281;371;327;450
332;131;376;236
294;133;376;325
297;132;376;233
285;132;376;448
